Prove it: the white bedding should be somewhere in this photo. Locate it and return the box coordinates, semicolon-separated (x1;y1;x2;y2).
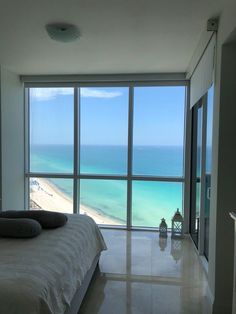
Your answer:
0;214;107;314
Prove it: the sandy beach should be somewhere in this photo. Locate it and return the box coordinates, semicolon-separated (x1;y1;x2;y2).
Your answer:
30;178;122;225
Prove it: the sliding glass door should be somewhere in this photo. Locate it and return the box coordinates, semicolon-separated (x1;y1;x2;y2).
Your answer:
204;86;214;259
190;103;203;247
190;85;214;258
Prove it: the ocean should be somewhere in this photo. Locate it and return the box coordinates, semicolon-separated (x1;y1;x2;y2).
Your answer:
30;145;184;227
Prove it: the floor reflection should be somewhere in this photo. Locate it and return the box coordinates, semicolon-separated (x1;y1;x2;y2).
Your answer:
171;238;183;263
79;230;210;314
158;237;167;251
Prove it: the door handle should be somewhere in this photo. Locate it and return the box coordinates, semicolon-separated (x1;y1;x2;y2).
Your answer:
207;187;211;200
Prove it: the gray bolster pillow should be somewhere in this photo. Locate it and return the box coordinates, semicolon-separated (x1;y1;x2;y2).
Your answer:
0;210;68;229
0;218;42;238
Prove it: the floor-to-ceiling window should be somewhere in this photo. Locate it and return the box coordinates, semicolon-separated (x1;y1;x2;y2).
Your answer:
26;82;187;229
131;87;185;227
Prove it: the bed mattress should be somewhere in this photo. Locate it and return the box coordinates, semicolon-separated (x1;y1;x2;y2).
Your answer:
0;214;106;314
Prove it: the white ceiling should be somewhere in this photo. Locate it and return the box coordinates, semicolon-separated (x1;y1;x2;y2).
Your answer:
0;0;230;75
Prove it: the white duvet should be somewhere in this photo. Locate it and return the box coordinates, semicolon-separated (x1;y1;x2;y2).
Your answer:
0;214;107;314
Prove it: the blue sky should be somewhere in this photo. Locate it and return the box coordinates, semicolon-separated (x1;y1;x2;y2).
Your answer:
30;86;185;146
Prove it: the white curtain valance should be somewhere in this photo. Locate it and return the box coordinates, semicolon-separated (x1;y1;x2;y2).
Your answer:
190;34;216;108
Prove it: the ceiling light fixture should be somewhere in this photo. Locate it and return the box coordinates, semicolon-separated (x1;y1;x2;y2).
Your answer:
45;23;80;42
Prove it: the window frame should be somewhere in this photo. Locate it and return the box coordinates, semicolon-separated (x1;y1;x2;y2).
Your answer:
24;79;189;230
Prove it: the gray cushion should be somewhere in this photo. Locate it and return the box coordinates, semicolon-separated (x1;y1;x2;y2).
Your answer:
0;218;42;238
0;210;68;229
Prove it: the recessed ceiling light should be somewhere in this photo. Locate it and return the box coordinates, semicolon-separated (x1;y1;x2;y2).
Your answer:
45;23;80;42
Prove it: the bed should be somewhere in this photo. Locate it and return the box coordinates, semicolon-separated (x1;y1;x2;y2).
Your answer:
0;214;107;314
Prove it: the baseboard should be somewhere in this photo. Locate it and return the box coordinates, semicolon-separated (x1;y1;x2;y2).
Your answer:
206;284;214;313
199;255;209;274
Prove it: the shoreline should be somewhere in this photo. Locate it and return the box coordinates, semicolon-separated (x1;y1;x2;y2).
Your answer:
30;178;123;225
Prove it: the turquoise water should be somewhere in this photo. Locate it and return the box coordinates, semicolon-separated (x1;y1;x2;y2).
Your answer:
30;145;183;226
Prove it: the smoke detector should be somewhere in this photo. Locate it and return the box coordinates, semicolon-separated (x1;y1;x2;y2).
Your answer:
46;23;80;42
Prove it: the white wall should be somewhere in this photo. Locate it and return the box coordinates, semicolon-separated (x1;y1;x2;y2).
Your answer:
0;67;24;210
207;3;236;313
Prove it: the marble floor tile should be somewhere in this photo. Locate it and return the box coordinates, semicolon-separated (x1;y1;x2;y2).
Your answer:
79;230;211;314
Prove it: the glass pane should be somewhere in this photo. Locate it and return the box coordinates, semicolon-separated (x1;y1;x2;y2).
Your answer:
132;181;183;227
190;105;202;247
80;87;129;175
79;179;127;225
206;87;214;173
204;85;214;259
133;86;185;177
29;87;74;173
195;107;202;233
30;177;73;213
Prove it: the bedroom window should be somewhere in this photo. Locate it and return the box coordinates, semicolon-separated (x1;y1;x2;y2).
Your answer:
80;179;127;226
25;83;186;229
80;87;129;175
133;86;185;177
132;181;183;228
29;88;74;174
30;177;73;213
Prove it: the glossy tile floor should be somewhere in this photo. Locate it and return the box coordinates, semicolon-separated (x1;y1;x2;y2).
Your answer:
79;230;211;314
